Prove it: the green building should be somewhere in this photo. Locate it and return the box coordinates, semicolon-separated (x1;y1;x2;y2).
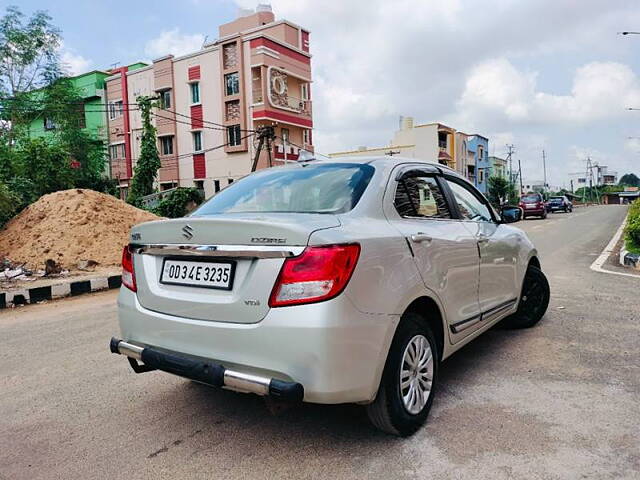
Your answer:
26;70;111;141
26;62;148;143
488;156;509;180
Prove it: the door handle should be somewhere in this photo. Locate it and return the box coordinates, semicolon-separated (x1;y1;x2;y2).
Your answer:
410;233;432;243
477;235;490;244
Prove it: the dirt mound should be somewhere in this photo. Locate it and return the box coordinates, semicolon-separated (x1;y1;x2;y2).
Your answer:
0;189;160;270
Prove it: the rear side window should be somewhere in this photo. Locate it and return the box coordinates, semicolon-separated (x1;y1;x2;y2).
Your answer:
194;163;375;215
395;175;450;219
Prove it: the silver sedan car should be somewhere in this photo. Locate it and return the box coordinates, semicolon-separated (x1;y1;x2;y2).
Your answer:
111;156;549;436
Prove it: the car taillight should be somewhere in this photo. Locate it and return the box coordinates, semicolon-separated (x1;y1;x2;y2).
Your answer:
269;244;360;307
121;245;137;292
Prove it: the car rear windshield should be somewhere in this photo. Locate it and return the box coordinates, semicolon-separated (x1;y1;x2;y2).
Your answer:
521;195;541;202
194;163;375;215
550;197;563;201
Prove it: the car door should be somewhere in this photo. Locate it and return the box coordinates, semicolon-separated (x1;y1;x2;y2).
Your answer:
386;167;482;339
443;176;520;323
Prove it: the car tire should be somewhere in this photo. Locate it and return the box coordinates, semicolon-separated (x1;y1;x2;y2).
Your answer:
503;265;550;329
366;312;438;437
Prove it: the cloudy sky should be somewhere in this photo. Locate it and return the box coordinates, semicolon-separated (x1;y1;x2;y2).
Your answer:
9;0;640;187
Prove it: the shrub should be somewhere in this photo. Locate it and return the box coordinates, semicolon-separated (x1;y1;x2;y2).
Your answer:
0;181;19;227
625;199;640;253
154;187;204;218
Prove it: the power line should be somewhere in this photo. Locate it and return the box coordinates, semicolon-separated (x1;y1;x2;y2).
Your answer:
273;135;330;159
124;132;255;163
1;98;255;132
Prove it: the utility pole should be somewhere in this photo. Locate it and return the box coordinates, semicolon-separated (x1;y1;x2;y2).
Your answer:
518;159;523;194
542;149;547;197
506;144;515;183
251;125;275;172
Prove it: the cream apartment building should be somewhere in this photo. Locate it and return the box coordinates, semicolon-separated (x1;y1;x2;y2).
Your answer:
105;5;313;199
330;116;487;184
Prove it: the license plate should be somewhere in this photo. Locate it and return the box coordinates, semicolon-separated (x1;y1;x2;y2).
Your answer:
525;204;536;209
160;259;235;290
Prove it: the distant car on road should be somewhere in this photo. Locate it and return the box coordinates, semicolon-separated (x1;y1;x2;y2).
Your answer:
111;156;550;436
519;193;547;219
546;195;573;213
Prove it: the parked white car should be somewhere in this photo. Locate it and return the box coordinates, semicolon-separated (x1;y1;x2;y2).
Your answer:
111;156;550;436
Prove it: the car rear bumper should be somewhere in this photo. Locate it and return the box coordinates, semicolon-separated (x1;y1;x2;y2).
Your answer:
110;338;304;401
116;288;399;404
523;208;545;215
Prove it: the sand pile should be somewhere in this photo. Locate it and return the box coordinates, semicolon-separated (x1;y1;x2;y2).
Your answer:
0;189;160;270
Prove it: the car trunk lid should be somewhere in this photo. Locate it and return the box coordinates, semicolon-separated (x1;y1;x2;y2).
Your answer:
131;214;340;323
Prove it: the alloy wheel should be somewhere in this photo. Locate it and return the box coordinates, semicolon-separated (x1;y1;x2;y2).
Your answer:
400;335;434;415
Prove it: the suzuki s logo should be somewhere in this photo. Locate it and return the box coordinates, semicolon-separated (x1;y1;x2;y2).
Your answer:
182;225;194;240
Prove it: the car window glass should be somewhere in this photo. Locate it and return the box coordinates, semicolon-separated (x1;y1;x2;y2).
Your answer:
445;179;492;222
194;163;374;215
395;175;450;219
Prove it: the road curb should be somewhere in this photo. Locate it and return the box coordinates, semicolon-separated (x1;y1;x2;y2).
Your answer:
0;274;121;309
590;212;638;278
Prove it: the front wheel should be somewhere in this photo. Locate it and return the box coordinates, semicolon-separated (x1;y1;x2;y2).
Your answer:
366;312;438;436
503;265;550;329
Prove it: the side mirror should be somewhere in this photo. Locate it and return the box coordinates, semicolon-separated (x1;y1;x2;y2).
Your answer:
500;206;522;224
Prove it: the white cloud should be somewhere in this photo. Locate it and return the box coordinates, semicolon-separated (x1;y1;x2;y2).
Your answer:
144;28;205;59
59;44;92;76
229;0;640;179
454;59;640;128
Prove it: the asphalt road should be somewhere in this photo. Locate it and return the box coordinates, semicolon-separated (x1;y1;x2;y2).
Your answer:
1;205;638;480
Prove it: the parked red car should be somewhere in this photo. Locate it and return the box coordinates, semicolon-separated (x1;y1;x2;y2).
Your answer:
519;193;547;219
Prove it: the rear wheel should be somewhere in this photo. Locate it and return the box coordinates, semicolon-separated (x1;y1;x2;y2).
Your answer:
366;312;438;436
503;265;549;329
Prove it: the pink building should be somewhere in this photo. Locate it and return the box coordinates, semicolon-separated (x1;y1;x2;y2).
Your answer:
105;6;313;199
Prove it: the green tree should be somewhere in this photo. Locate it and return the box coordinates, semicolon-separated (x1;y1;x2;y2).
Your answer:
127;95;160;206
154;187;204;218
41;77;108;191
0;180;18;226
619;173;640;187
0;6;62;143
487;176;519;208
13;137;73;197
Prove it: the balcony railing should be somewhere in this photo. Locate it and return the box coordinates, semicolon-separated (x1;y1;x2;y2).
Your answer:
271;94;312;117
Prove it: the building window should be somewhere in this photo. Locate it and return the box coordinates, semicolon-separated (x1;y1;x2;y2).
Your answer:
303;129;311;145
438;132;447;149
108;100;123;120
160;136;174;155
192;131;203;152
109;143;125;159
159;90;171;109
478;168;484;184
190;82;200;104
227;125;241;146
44;117;56;130
225;72;239;96
194;180;204;191
301;83;310;100
228;178;234;185
214;180;220;193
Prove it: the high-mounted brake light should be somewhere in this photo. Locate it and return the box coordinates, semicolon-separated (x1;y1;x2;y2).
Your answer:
269;244;360;307
121;245;137;292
